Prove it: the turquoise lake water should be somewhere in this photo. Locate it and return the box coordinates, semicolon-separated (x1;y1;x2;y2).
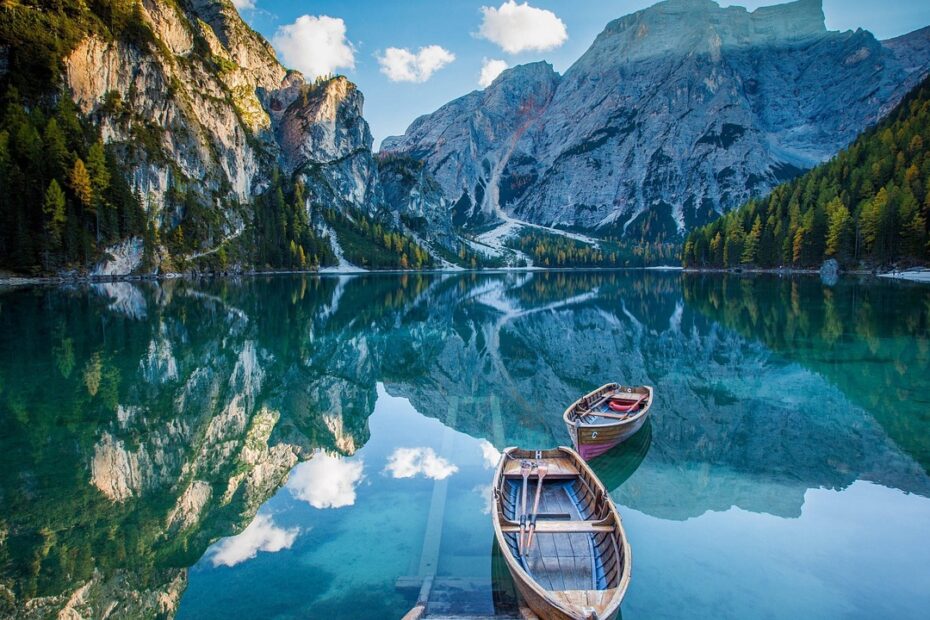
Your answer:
1;271;929;619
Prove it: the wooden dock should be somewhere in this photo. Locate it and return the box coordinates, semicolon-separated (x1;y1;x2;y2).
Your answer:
398;396;538;620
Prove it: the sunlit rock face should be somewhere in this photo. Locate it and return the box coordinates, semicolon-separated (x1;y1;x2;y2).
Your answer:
278;77;382;215
382;0;930;238
59;0;455;266
63;0;284;221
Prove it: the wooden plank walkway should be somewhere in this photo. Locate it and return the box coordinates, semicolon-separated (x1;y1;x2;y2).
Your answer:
399;396;535;620
417;399;457;577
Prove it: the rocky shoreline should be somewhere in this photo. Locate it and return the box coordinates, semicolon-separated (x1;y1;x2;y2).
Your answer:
878;268;930;283
0;265;606;287
6;264;929;288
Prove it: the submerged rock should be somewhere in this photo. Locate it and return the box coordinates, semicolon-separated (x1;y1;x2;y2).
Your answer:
820;258;840;286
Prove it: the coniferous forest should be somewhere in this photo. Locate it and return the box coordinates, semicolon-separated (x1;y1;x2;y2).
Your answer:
0;1;156;273
0;89;147;273
683;76;930;269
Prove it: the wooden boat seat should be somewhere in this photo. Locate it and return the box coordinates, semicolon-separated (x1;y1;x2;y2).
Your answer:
500;520;614;534
502;457;579;478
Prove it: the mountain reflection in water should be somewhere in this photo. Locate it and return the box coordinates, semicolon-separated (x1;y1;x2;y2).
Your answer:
0;272;928;619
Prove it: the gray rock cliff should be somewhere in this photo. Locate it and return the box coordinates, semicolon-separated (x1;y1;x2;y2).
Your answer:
57;0;455;267
382;0;930;240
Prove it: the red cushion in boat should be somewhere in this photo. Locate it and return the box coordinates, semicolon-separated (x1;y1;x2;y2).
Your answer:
608;399;641;413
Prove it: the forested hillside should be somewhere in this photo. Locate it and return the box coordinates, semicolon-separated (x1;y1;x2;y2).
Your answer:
683;75;930;269
0;1;455;276
0;1;150;272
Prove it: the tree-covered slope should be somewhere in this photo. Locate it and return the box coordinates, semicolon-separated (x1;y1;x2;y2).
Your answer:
684;75;930;269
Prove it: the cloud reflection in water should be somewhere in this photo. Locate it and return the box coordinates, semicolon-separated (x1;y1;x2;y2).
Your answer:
384;447;458;480
287;452;365;509
210;514;299;567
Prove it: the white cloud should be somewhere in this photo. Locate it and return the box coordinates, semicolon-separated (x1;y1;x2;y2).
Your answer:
384;447;459;480
478;1;568;54
272;15;355;80
478;58;508;88
474;483;495;515
478;439;502;469
287;452;364;509
231;0;255;11
210;514;298;567
378;45;456;83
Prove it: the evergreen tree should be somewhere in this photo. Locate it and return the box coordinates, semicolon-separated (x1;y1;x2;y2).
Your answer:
69;159;92;210
42;118;69;181
825;198;852;258
43;180;67;256
86;142;112;241
741;216;762;264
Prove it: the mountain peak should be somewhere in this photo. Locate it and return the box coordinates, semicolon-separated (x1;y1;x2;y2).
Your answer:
485;61;560;91
748;0;826;39
599;0;827;55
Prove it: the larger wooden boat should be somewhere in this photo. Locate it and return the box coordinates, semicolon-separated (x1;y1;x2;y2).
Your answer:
564;384;654;460
491;447;631;620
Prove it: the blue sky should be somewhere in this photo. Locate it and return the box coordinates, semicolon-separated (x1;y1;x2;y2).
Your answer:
232;1;930;148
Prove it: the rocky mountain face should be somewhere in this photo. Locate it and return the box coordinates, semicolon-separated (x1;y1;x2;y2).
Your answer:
65;0;292;225
382;62;561;228
381;0;930;240
3;0;456;274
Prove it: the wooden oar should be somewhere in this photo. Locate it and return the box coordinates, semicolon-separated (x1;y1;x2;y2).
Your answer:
517;460;532;556
589;411;635;420
524;463;549;553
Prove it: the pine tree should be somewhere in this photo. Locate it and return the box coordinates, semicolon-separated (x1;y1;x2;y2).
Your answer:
43;180;67;255
42;118;69;180
69;158;92;210
792;227;806;264
741;216;761;264
710;232;723;264
86;142;111;241
825;198;852;259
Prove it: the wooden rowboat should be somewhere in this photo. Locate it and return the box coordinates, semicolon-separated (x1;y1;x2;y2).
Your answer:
564;384;654;460
491;447;631;620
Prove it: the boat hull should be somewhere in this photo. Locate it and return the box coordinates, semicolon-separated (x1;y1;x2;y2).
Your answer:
564;384;654;461
491;447;631;620
510;578;620;620
568;413;649;461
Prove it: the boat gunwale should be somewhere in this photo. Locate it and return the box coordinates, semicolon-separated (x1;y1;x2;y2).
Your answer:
563;383;654;430
491;446;632;620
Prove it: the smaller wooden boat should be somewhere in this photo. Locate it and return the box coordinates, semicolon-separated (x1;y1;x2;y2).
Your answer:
492;447;631;620
564;384;654;460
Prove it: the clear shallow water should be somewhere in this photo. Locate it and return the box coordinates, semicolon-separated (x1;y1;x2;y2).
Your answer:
1;272;929;619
